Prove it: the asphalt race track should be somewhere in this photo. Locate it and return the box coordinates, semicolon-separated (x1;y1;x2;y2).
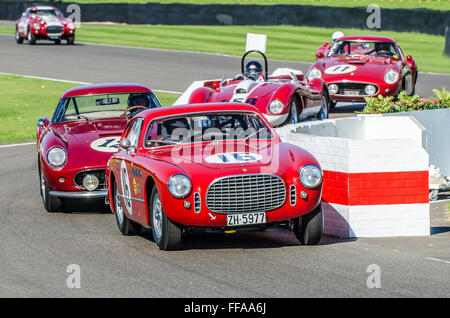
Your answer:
0;34;449;297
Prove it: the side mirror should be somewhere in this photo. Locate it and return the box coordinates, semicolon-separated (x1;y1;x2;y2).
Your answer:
323;42;328;47
316;51;324;59
406;55;413;61
119;138;131;150
37;117;49;128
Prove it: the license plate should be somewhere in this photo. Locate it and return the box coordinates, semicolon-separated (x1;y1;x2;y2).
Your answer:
226;212;266;226
344;90;360;96
49;36;59;39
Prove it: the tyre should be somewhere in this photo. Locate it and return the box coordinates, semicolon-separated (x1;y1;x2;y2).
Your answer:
284;96;300;125
402;73;415;96
429;190;438;202
293;203;323;245
316;91;330;120
15;28;23;44
149;185;182;250
54;39;61;45
27;29;36;45
113;180;142;235
66;36;74;45
39;164;64;212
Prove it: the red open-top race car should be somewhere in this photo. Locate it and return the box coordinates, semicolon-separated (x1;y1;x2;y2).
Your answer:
106;103;324;250
176;50;330;127
37;83;162;212
309;35;418;109
16;6;76;45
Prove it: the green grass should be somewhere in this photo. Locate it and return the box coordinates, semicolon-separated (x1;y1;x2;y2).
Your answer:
0;74;179;145
1;24;448;73
37;0;450;11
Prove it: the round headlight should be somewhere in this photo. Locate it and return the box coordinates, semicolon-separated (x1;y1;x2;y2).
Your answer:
269;99;284;115
83;174;99;191
299;164;322;189
328;84;339;94
168;174;192;199
32;23;40;30
384;70;399;84
308;68;322;81
67;22;75;29
47;147;67;168
365;85;376;95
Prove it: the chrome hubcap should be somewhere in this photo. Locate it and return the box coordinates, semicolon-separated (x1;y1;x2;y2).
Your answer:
152;194;163;240
115;186;124;226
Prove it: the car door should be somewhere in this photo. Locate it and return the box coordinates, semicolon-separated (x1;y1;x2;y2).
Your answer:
118;118;145;223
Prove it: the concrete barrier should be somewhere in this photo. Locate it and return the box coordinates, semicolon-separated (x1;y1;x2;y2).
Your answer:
277;116;430;238
0;1;448;35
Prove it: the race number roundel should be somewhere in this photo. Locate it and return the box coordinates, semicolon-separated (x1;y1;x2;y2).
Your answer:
90;136;121;153
205;152;262;164
324;64;357;75
120;160;133;216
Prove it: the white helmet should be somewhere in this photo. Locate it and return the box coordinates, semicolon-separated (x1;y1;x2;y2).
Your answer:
332;31;344;41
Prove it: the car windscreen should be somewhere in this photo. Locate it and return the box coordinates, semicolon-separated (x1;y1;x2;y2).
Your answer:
328;40;400;59
145;112;273;148
53;92;161;123
30;9;60;17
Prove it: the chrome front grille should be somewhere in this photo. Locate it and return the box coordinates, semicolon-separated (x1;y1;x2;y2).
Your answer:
206;174;286;213
74;169;106;190
46;25;63;35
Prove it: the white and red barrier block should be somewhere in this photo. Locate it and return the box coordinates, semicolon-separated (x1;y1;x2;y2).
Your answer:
278;116;430;238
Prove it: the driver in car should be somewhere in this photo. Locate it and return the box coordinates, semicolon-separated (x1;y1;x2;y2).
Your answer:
235;61;264;81
126;93;154;117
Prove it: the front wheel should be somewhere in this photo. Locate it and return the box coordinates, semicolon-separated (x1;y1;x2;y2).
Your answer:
39;164;64;212
66;36;74;45
150;185;182;250
284;97;300;125
114;180;142;235
15;29;23;44
317;91;330;120
293;203;323;245
27;29;36;45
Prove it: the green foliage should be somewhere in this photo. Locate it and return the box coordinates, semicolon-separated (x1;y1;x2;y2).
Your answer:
359;88;450;114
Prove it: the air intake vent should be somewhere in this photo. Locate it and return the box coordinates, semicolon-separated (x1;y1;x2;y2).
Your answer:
194;192;201;213
290;185;297;206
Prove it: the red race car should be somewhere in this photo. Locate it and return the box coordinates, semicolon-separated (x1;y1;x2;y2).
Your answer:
16;6;76;45
37;83;162;212
308;35;418;109
106;103;324;250
176;50;330;127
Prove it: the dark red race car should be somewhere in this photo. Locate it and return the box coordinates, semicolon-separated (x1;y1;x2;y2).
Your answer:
106;103;324;250
16;6;76;45
37;83;162;212
176;50;330;127
309;35;418;109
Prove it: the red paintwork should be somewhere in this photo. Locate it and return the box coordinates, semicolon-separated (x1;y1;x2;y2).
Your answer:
16;6;75;42
186;67;327;127
106;103;323;228
310;35;418;103
37;83;154;195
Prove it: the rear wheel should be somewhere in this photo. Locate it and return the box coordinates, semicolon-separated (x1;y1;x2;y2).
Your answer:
114;180;142;235
293;203;323;245
39;164;64;213
15;28;23;44
317;91;330;120
150;185;182;250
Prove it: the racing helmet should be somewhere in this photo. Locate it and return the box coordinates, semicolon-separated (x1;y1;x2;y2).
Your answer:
244;61;263;81
127;93;151;109
331;31;344;41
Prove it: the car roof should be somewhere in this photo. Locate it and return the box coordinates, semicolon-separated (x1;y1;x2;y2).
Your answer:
137;103;263;120
61;83;152;98
337;35;396;43
29;6;57;10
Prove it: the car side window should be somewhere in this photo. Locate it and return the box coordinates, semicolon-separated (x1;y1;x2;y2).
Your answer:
126;118;143;148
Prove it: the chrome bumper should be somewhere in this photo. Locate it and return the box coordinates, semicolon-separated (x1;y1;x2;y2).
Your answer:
263;113;289;127
49;190;107;199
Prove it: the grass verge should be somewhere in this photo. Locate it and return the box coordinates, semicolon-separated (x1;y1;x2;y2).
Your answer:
30;0;450;11
0;74;179;145
0;24;447;74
